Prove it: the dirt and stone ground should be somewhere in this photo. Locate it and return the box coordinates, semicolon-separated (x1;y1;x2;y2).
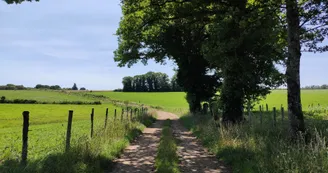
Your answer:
110;111;231;173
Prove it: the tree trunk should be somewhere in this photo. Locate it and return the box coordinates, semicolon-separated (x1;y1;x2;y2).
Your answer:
220;63;244;124
286;0;305;136
187;92;201;113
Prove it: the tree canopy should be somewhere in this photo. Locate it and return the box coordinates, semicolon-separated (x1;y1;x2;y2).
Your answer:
115;0;328;133
121;71;182;92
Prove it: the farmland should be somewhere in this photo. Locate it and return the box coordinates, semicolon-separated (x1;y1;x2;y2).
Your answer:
0;90;156;173
89;90;328;111
1;89;328;172
0;90;98;102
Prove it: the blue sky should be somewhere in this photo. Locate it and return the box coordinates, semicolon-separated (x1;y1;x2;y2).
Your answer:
0;0;327;90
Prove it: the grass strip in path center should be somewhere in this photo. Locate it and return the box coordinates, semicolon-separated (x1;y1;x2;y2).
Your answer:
155;119;180;173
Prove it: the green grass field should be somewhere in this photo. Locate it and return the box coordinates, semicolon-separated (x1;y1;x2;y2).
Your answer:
1;89;328;172
0;104;121;161
91;91;188;112
0;90;98;102
89;90;328;112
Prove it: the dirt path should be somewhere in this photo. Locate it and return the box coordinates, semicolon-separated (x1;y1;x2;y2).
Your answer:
110;111;175;173
110;110;230;173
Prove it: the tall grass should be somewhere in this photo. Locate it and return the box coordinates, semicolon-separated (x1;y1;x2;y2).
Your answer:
155;119;180;173
180;112;328;173
0;112;156;173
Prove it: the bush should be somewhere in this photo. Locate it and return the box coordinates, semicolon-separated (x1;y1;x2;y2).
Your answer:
80;87;86;91
0;96;5;102
113;88;123;92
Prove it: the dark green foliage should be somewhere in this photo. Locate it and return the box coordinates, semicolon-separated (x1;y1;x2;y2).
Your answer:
170;72;183;92
122;72;174;92
72;83;78;90
80;87;86;91
0;96;5;102
115;1;221;112
0;84;26;90
303;85;328;89
4;0;39;4
113;88;123;92
201;1;285;123
35;84;61;90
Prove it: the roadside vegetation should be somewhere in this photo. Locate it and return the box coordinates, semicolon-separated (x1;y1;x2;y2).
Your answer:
180;111;328;173
0;111;155;173
155;119;180;173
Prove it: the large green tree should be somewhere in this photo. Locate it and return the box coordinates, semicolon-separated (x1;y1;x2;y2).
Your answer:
114;0;221;113
202;0;285;123
285;0;328;136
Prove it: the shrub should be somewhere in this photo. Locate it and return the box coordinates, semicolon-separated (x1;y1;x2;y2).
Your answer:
0;96;5;102
80;87;86;91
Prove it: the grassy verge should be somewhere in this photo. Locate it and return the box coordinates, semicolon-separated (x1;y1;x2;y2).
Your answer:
155;119;180;173
180;112;328;173
0;112;156;173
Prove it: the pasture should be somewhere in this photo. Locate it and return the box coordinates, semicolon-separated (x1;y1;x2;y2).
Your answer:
89;90;328;112
0;90;97;102
90;91;188;112
1;89;328;172
0;90;144;171
0;104;121;160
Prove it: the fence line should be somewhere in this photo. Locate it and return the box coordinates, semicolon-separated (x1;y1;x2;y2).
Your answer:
16;106;148;164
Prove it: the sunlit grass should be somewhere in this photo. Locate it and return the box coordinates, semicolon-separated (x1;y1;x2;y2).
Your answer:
0;111;156;173
180;112;328;173
155;119;180;173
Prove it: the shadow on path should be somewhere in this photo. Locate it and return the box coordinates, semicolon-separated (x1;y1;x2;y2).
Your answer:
161;111;231;173
109;112;173;173
110;111;231;173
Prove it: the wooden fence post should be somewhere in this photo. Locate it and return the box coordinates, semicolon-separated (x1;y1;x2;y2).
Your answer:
91;108;94;138
21;111;29;165
121;108;124;121
273;107;276;127
105;108;108;128
266;104;269;112
259;105;263;125
126;108;129;120
114;109;117;120
281;107;284;123
130;109;132;120
247;101;251;124
65;110;73;152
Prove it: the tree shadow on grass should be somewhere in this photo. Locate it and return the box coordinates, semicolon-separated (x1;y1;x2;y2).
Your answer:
217;147;258;173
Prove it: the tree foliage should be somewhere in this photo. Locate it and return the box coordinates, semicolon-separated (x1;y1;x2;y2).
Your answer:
115;0;221;112
122;71;181;92
3;0;38;4
35;84;61;90
0;84;26;90
72;83;78;90
115;0;327;128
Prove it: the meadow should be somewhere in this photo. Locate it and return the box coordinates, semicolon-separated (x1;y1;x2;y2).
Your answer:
1;89;328;172
0;90;98;102
90;90;328;112
90;91;188;113
0;90;155;173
